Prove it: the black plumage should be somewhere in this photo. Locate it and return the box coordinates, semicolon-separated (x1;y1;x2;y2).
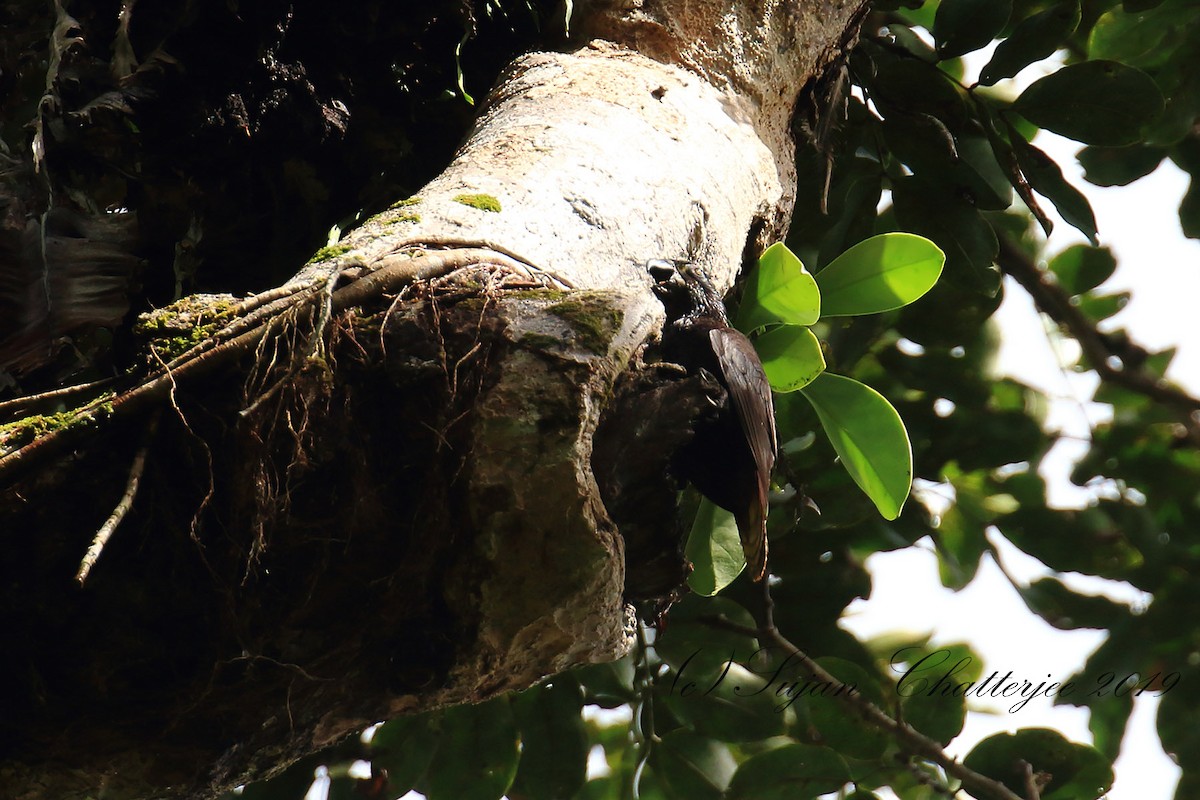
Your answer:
650;261;776;580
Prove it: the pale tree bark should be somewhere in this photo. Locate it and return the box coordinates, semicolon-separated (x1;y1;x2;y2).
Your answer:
0;2;867;798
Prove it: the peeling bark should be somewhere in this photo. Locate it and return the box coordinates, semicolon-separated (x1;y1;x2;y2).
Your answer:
0;1;867;797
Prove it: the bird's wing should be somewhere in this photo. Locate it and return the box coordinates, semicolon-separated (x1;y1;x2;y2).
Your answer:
710;328;776;579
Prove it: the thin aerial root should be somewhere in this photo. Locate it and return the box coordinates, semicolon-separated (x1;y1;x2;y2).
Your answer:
76;412;160;585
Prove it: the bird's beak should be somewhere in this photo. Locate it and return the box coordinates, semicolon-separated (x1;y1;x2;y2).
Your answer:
647;259;684;287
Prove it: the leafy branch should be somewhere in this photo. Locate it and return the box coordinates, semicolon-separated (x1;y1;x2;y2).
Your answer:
997;233;1200;442
700;580;1027;800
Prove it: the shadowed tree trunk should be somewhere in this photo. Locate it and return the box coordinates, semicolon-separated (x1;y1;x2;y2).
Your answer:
0;1;867;797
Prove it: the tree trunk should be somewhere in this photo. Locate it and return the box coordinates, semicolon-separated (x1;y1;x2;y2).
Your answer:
0;2;866;797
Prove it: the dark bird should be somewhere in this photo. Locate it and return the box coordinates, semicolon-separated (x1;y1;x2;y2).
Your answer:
649;260;776;580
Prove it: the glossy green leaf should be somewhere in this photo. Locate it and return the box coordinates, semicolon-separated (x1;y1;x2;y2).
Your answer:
933;0;1012;59
1018;576;1128;630
755;325;825;393
1078;144;1165;187
934;485;990;590
1012;61;1164;146
727;743;851;800
662;664;789;742
807;658;889;759
369;713;442;797
1089;1;1200;67
891;176;1001;294
510;680;588;800
686;498;745;595
963;729;1114;800
654;731;736;800
979;1;1080;85
655;596;759;681
901;685;967;747
1010;131;1099;245
736;242;820;332
1048;245;1116;295
423;698;520;800
1183;178;1200;238
955;131;1017;210
815;233;945;316
1148;73;1200;147
800;372;912;519
869;59;970;132
996;505;1142;575
885;23;937;62
1076;291;1130;322
1087;690;1133;761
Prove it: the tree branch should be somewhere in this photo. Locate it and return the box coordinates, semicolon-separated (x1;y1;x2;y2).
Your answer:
703;615;1024;800
997;234;1200;441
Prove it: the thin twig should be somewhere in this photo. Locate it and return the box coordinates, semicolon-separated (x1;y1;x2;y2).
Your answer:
75;410;160;584
0;376;116;419
1019;760;1041;800
703;615;1025;800
631;619;657;800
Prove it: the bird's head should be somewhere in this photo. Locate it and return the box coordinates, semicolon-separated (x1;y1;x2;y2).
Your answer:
647;260;726;322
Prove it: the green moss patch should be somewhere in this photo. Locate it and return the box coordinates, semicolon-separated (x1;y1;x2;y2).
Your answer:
453;193;502;213
547;295;624;354
134;296;238;362
306;244;352;264
0;401;112;451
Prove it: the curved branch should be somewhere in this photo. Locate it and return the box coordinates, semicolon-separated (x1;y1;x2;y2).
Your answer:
998;235;1200;440
704;614;1024;800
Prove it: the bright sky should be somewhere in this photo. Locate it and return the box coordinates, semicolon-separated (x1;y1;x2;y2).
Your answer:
842;50;1200;800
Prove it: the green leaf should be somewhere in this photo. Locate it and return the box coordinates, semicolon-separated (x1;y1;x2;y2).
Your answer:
1089;1;1200;67
1009;131;1099;245
423;698;520;800
1077;144;1165;187
815;233;945;316
654;595;759;679
1048;245;1116;295
654;731;736;800
510;680;588;800
954;130;1017;210
1017;576;1128;630
369;713;442;796
891;176;1000;294
573;658;636;708
869;60;970;132
755;326;826;393
963;729;1114;800
736;242;820;332
1087;690;1133;761
1012;60;1164;146
1075;291;1130;322
979;1;1081;85
807;658;889;759
933;0;1012;59
686;498;745;595
1183;178;1200;238
727;743;851;800
885;23;937;62
799;372;912;520
901;686;966;747
662;663;789;742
